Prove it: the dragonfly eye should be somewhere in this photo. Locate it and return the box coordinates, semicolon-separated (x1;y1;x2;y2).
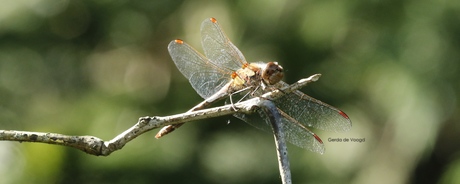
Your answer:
262;62;284;85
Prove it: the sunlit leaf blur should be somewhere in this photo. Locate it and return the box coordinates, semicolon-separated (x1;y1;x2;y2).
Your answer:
0;0;459;183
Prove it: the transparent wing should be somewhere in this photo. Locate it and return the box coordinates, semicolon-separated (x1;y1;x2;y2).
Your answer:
234;111;325;154
168;40;233;99
201;18;247;71
233;80;351;152
274;81;352;132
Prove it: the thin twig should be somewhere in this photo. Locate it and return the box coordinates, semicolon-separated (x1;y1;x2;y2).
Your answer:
0;74;321;157
0;98;259;156
259;100;292;184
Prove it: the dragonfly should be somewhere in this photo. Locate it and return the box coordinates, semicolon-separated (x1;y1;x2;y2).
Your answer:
155;17;351;154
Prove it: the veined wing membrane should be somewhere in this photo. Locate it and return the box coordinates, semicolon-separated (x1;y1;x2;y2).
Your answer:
201;18;247;71
234;110;325;154
278;114;325;153
234;80;351;153
168;40;234;99
274;81;352;132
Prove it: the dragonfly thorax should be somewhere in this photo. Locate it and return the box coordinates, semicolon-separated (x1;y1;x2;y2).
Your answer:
231;64;261;91
229;62;284;95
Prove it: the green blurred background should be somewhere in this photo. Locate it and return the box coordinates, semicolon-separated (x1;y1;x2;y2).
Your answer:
1;0;459;183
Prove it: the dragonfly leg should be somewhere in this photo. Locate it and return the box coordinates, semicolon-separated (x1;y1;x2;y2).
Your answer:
234;86;253;103
229;94;238;111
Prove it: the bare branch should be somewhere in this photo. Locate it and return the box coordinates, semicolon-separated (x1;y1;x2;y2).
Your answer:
0;74;321;157
259;100;292;184
0;98;259;156
0;130;105;155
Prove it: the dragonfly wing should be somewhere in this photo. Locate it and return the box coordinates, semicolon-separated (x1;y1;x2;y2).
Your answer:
168;40;232;99
201;18;247;71
274;82;352;132
234;111;325;154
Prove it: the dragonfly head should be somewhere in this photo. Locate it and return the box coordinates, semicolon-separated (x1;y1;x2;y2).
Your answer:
261;62;284;85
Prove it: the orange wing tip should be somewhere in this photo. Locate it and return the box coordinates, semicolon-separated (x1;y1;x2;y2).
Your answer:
313;134;323;144
210;17;217;23
174;39;184;44
338;110;350;119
